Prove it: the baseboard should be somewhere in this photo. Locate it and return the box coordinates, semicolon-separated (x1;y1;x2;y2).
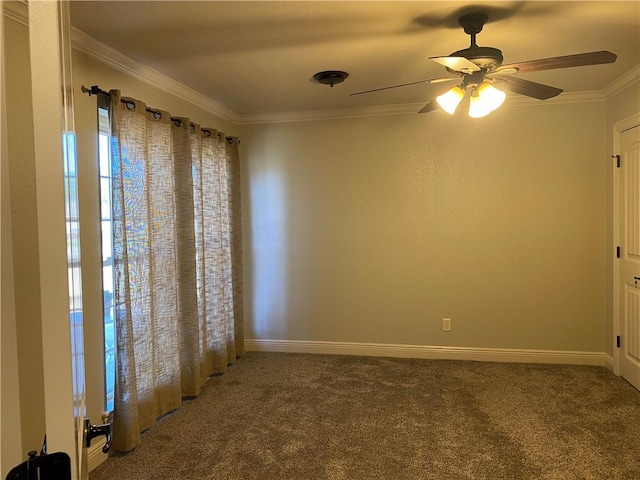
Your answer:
603;353;614;373
87;438;108;472
244;339;608;366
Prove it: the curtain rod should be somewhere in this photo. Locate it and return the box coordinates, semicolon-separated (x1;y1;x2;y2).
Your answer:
80;85;239;144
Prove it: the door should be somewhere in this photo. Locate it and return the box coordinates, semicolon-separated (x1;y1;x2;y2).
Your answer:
28;2;88;479
619;123;640;391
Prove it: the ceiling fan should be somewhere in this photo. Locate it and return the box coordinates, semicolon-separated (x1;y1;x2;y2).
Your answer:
351;12;617;118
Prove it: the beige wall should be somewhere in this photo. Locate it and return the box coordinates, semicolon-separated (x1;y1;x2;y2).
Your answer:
0;115;22;471
4;16;46;458
1;9;23;474
2;4;632;469
242;100;608;352
605;82;640;357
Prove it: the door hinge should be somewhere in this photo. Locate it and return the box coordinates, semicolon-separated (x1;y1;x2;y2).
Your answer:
616;335;621;348
617;246;621;258
612;154;620;167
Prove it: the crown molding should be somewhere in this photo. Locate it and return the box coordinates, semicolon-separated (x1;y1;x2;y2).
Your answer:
237;90;606;125
70;28;242;125
602;64;640;99
4;1;28;27
237;103;428;125
505;90;605;107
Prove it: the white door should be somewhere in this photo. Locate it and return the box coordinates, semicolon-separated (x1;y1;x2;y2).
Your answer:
619;123;640;391
28;2;89;479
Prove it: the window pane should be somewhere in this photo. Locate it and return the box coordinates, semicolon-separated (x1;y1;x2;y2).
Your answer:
102;264;113;297
99;106;115;414
103;306;115;413
100;178;111;220
103;288;114;310
68;266;83;308
101;220;112;262
99;133;110;176
65;176;79;220
66;220;81;264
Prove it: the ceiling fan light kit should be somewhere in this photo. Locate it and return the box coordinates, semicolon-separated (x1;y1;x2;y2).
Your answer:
435;86;465;114
468;83;506;118
436;80;506;118
350;11;617;119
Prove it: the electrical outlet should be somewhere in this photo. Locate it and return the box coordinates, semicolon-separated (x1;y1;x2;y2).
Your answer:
442;318;452;332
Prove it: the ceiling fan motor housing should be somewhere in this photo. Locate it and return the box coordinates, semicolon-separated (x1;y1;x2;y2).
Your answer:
450;46;504;71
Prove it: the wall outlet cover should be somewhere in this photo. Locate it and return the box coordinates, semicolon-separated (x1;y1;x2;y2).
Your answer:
443;318;452;332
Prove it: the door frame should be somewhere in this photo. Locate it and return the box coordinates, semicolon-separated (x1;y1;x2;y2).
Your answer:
612;112;640;376
1;2;25;474
28;2;86;479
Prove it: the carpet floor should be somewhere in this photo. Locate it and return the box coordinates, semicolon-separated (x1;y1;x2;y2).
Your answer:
89;352;640;480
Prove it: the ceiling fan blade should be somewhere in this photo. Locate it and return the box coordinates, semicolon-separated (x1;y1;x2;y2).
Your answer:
496;51;617;74
350;77;457;97
493;76;563;100
418;98;440;114
418;82;465;114
429;56;481;74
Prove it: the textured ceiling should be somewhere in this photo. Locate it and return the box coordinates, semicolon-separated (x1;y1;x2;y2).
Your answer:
70;1;640;116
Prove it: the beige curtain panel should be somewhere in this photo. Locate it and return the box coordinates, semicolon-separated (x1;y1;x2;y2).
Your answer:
109;91;244;452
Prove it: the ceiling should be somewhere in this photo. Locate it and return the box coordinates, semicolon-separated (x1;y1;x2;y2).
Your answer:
69;1;640;118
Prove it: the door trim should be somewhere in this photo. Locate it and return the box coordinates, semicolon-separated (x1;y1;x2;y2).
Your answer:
28;2;84;478
1;4;25;474
612;112;640;376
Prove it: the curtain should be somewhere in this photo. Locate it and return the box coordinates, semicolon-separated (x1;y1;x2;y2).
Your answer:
109;91;243;452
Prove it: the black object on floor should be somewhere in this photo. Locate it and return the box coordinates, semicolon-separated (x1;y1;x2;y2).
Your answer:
5;450;71;480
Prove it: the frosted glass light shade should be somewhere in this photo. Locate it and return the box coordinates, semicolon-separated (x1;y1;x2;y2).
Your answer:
468;92;490;118
468;83;506;118
436;86;465;114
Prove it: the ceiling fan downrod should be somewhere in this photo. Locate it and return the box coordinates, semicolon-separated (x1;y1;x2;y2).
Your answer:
459;13;488;48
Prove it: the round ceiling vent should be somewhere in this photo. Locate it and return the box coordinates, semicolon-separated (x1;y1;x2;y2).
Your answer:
313;71;349;87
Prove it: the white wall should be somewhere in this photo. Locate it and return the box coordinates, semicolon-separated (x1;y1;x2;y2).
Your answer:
242;100;608;353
